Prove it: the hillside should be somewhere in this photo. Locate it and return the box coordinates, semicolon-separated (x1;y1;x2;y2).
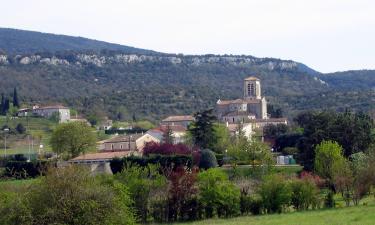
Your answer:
0;28;373;121
0;28;156;55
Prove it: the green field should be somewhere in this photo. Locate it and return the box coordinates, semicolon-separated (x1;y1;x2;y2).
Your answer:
0;116;56;155
176;204;375;225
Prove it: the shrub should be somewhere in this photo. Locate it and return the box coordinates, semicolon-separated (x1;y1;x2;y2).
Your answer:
198;168;240;218
289;178;320;211
143;142;192;156
324;190;335;208
3;160;49;178
198;149;218;170
15;123;26;134
110;155;193;174
1;166;136;225
258;175;291;213
115;164;167;223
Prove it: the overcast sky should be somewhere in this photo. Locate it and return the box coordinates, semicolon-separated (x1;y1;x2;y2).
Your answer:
1;0;374;72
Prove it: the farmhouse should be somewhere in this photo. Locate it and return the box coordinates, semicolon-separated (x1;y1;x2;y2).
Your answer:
161;115;194;128
100;133;159;152
147;124;187;144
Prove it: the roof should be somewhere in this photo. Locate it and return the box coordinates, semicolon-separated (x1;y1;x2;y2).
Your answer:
151;124;187;133
223;111;256;117
244;76;260;81
250;118;288;123
217;98;261;105
104;133;145;143
36;105;69;110
162;115;194;122
17;108;30;112
227;123;252;132
70;151;134;161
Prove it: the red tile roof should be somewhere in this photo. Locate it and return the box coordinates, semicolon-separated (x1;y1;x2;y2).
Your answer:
151;124;187;133
162;115;194;122
70;151;134;161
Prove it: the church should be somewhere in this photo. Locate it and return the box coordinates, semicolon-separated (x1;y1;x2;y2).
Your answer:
216;76;287;128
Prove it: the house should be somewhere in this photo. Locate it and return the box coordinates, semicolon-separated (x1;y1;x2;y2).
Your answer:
101;133;159;152
17;108;31;117
226;122;253;140
161;115;194;128
147;124;187;144
17;105;71;122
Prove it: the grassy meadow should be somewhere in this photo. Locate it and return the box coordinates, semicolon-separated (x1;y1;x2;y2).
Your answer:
176;203;375;225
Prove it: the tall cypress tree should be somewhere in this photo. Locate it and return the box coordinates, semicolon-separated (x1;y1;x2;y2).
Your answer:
0;93;4;115
4;98;10;114
13;87;20;108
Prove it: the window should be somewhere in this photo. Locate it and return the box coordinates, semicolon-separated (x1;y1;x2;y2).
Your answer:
248;83;255;96
120;145;123;149
111;144;114;150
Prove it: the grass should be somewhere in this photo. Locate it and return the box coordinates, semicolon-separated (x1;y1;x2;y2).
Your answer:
176;204;375;225
0;116;57;155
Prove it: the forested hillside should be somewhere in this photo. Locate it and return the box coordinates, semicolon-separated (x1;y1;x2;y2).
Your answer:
0;28;373;121
0;28;155;54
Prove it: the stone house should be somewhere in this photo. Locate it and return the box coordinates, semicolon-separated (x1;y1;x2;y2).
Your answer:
101;133;159;152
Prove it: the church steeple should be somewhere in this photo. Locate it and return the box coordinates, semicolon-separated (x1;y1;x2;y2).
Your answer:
243;76;261;100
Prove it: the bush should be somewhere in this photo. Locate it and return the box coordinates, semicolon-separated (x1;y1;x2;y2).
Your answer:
114;164;167;223
199;149;218;170
143;142;192;156
198;168;240;218
15;123;26;134
324;190;335;208
289;178;320;211
1;166;136;225
110;155;193;174
258;175;291;213
3;160;49;178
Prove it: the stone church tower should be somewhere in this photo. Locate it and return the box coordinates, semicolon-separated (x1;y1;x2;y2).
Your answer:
243;76;261;100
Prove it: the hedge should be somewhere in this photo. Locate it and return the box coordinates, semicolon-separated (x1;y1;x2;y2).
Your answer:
3;160;49;178
110;154;193;174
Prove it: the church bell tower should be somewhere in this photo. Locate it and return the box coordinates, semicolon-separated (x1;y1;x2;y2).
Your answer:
243;76;261;100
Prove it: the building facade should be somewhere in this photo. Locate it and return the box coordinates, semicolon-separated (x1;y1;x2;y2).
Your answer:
101;133;159;152
216;76;268;123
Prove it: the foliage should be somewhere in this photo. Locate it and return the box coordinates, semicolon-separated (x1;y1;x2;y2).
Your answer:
211;123;231;154
12;87;20;108
228;139;274;177
50;122;97;159
0;166;135;225
263;124;289;139
189;109;217;150
324;191;335;208
296;111;374;170
198;149;218;170
167;166;200;221
314;140;345;181
289;178;320;211
258;175;291;213
143;142;192;156
15;123;26;134
162;125;174;144
110;155;193;174
198;168;241;218
115;164;166;223
3;160;48;179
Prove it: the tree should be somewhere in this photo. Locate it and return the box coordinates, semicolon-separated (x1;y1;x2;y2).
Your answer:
263;124;289;139
115;164;167;223
50;122;97;159
211;123;231;154
12;87;20;108
199;149;218;169
314;140;345;182
198;168;240;218
162;125;174;144
0;93;5;115
189;109;217;149
15;123;26;134
258;175;291;213
1;166;136;225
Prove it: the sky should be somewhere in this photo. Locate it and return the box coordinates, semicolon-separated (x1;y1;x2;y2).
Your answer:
1;0;374;73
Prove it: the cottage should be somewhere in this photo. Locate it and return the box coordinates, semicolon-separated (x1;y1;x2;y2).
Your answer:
147;124;187;144
101;133;159;152
161;115;194;128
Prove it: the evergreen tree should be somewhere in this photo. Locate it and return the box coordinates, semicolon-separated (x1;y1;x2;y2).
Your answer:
162;125;174;144
3;97;10;114
13;87;20;108
0;93;4;115
189;109;217;149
